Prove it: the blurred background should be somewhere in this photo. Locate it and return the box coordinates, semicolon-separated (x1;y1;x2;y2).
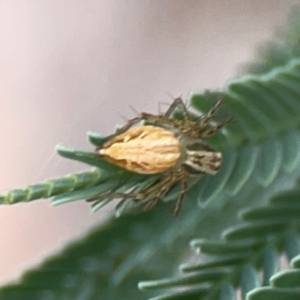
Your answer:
0;0;298;284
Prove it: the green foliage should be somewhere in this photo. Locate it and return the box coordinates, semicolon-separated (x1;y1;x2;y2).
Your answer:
248;254;300;300
139;188;300;300
0;168;103;204
2;7;300;300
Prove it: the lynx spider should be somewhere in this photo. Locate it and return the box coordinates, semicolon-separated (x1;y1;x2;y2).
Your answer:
95;97;230;216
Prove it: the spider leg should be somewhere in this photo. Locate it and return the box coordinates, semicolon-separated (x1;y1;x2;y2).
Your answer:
173;176;188;216
114;117;143;135
86;190;138;203
201;116;232;138
87;171;189;215
87;175;170;206
140;97;190;121
200;98;224;127
142;175;176;211
142;191;162;211
95;116;142;151
87;174;167;205
163;97;190;120
136;175;173;200
137;97;193;130
142;171;188;214
139;112;174;125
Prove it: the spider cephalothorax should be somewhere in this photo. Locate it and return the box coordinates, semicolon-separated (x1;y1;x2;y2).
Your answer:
97;97;230;215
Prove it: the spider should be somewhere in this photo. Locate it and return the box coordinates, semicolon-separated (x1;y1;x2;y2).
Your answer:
94;97;230;216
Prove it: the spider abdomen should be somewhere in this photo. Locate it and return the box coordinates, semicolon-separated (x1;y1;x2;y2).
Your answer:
99;125;181;174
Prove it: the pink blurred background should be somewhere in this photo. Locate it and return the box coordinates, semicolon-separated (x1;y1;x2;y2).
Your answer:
0;0;298;283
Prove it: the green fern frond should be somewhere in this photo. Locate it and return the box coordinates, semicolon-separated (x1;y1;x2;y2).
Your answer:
190;59;300;209
248;255;300;300
0;168;102;204
139;188;300;300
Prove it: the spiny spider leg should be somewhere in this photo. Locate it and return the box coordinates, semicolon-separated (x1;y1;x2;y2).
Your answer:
113;116;142;135
199;98;224;127
99;97;191;149
143;171;187;215
142;187;166;211
142;174;177;211
201;116;232;138
163;97;191;120
86;191;136;202
96;116;142;150
87;175;171;204
138;97;192;127
139;112;174;125
134;175;174;200
173;175;188;216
